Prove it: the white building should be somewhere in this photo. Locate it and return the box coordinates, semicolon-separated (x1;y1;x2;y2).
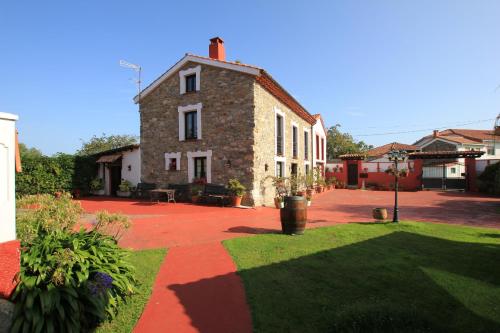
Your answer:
0;112;19;243
95;145;141;196
312;114;327;174
414;129;500;176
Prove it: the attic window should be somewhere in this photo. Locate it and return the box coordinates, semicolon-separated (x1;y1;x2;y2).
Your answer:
185;74;196;93
179;65;201;94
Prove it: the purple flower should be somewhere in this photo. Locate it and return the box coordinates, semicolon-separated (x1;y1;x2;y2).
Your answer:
88;272;113;296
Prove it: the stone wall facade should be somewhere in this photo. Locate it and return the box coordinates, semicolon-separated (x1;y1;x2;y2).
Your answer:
252;83;314;206
140;61;316;206
140;62;256;203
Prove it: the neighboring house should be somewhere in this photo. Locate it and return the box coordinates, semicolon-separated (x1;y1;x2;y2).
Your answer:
414;129;500;174
95;144;140;196
365;142;420;163
136;37;327;206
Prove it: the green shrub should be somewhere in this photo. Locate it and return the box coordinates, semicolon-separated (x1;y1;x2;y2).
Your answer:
12;194;135;332
478;162;500;195
16;193;83;244
227;178;246;197
90;178;104;191
15;154;97;196
118;180;132;192
11;230;135;333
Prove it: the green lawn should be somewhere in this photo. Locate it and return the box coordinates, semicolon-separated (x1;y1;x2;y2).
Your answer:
97;248;166;333
224;222;500;333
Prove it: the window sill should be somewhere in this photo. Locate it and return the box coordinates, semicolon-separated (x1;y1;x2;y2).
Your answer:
181;90;199;95
183;138;200;142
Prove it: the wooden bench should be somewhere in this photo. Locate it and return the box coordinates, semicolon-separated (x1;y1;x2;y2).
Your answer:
200;184;231;207
132;182;156;199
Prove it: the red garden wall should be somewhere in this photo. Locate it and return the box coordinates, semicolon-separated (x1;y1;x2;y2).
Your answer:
0;240;20;298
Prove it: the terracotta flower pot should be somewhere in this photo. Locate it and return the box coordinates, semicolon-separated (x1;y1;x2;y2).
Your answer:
274;197;284;209
372;208;388;221
232;196;242;207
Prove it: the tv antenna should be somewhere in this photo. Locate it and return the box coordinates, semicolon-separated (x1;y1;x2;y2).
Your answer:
119;60;142;102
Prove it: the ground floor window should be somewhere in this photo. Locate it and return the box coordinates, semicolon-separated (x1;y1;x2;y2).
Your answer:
276;161;285;178
291;163;298;176
194;157;206;179
305;164;310;175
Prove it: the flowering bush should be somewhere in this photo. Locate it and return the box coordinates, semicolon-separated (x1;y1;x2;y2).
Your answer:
11;194;135;332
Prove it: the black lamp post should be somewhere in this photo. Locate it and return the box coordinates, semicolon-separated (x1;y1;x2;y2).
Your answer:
387;150;408;223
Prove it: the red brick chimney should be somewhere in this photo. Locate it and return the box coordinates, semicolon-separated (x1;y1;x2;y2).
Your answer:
209;37;225;61
433;130;439;138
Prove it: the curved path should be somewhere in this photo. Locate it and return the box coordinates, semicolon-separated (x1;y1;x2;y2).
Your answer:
80;190;500;332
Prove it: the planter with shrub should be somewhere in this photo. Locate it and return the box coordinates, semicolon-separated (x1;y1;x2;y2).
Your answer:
117;179;132;197
90;177;105;196
227;178;246;207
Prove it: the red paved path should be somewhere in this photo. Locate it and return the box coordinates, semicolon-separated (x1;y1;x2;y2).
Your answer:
80;190;500;332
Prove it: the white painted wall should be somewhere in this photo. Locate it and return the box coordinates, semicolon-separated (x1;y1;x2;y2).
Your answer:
121;148;141;186
0;112;18;243
423;164;465;178
312;118;327;167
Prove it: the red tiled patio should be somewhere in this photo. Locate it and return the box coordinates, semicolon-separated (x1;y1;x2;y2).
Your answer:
79;190;500;333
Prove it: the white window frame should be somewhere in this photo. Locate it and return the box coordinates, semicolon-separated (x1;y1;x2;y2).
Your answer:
274;107;285;156
179;65;201;94
164;152;181;171
304;128;310;161
178;103;202;141
275;156;286;177
187;150;212;183
291;121;299;159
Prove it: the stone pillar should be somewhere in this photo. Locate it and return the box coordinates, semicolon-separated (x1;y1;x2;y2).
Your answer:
465;157;478;192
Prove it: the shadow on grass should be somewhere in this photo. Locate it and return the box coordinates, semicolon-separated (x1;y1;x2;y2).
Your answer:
169;231;500;333
225;226;280;235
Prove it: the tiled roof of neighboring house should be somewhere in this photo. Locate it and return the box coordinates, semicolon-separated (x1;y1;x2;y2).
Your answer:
408;150;484;159
415;129;496;145
366;142;420;157
135;54;317;125
339;153;366;160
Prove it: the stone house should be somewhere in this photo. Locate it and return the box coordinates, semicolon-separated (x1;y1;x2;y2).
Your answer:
136;37;327;206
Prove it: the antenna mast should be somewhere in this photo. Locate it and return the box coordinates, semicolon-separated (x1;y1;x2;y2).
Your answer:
119;60;142;103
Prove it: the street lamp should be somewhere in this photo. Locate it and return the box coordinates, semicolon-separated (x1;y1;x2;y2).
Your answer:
387;149;408;223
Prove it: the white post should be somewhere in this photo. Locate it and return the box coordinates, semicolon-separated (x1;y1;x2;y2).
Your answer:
0;112;18;243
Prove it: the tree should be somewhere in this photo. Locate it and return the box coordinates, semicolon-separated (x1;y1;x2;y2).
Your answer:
77;134;138;156
326;124;373;160
19;143;44;159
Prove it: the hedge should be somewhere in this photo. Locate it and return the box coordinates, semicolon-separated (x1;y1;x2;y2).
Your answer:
477;161;500;195
16;154;97;196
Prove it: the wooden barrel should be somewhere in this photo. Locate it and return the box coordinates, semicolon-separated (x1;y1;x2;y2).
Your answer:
280;196;307;235
372;208;388;221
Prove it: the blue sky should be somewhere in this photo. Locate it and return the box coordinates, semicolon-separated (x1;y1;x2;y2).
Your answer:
2;0;500;155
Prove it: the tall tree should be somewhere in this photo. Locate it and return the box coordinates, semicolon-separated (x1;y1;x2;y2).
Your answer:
77;134;138;156
19;143;44;159
326;125;373;159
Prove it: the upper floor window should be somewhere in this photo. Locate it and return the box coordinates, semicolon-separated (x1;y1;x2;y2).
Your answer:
321;138;325;160
276;114;284;156
292;125;298;158
185;111;197;140
316;135;320;159
185;74;196;93
179;65;201;94
304;131;309;159
178;103;202;141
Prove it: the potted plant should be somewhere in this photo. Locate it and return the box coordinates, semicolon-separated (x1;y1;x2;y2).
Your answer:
117;179;132;197
274;195;284;209
306;194;312;206
227;178;246;207
90;177;105;196
190;183;203;204
373;208;388;221
305;170;315;196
